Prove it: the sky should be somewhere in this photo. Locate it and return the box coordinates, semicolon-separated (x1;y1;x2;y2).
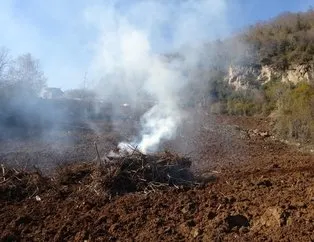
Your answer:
0;0;312;90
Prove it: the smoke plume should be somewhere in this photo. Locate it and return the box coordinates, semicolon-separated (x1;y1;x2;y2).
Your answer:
84;0;230;153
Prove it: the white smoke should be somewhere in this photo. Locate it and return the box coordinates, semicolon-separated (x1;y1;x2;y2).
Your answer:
84;0;230;153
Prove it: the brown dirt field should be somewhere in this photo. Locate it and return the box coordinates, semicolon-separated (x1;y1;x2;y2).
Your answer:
1;115;314;241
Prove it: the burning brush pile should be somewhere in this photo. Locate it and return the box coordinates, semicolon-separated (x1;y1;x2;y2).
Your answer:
101;148;196;194
1;148;199;202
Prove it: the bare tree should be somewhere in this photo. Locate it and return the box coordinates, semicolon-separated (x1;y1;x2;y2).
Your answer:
7;53;47;95
0;47;11;85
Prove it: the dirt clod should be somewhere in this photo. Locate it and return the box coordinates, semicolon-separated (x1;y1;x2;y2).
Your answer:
226;215;250;230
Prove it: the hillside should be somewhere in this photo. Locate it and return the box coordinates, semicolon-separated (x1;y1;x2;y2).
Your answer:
243;9;314;69
189;9;314;145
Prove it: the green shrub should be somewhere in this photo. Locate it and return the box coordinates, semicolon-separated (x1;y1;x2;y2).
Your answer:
275;82;314;142
262;79;291;114
226;98;262;116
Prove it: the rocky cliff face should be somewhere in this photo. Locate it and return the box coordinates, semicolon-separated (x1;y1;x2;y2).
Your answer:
226;64;314;89
282;65;314;84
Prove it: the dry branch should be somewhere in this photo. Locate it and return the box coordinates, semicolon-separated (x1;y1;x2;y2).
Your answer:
94;141;102;165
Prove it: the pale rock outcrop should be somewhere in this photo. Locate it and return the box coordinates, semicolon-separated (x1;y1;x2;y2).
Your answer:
226;64;314;90
282;64;314;84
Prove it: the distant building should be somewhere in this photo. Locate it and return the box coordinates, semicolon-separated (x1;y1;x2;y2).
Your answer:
41;87;64;99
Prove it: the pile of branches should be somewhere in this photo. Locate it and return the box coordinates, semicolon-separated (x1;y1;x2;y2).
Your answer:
0;164;50;202
102;150;196;194
1;150;198;201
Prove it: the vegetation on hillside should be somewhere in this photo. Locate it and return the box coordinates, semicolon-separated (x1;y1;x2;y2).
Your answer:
243;8;314;70
275;81;314;143
204;9;314;143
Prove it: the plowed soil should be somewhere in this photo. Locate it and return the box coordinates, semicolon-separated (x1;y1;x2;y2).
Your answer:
1;115;314;241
